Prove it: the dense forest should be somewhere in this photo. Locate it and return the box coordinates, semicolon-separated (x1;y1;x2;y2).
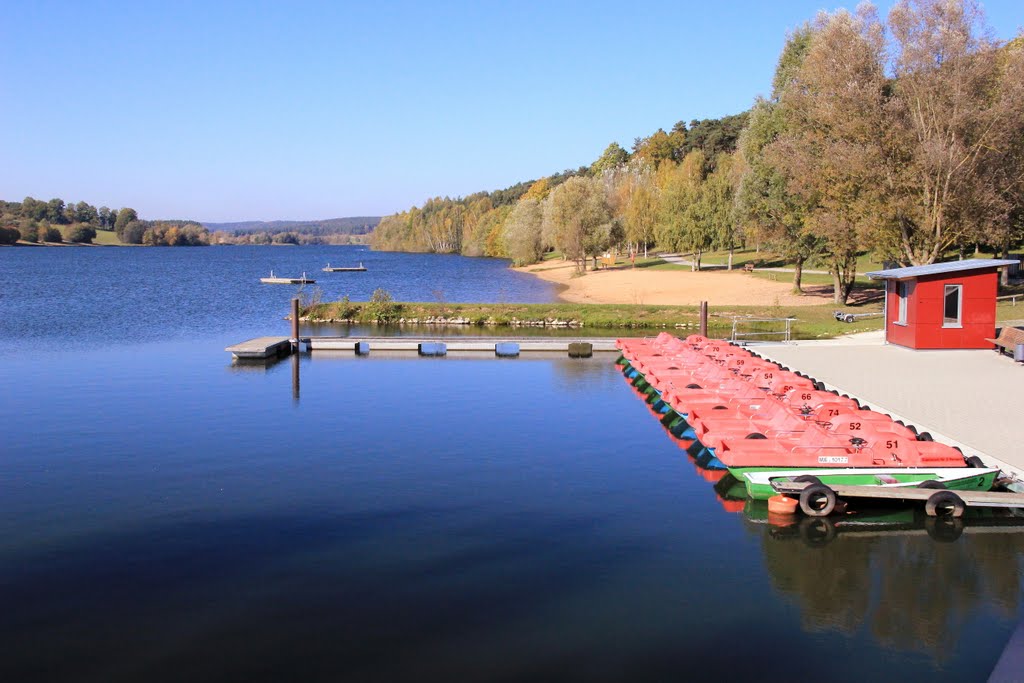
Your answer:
371;0;1024;303
0;199;210;246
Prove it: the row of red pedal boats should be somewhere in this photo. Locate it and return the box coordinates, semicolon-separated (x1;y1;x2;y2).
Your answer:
614;332;981;480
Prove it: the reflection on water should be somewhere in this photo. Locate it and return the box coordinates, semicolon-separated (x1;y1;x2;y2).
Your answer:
623;363;1024;673
748;512;1024;660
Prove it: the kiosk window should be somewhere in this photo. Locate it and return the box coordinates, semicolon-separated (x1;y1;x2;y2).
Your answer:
896;281;908;324
943;284;962;327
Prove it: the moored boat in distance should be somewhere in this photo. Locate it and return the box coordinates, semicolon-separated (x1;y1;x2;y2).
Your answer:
743;467;1000;501
322;262;366;272
260;270;315;284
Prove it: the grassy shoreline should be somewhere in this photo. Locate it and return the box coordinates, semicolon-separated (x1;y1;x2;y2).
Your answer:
302;300;885;339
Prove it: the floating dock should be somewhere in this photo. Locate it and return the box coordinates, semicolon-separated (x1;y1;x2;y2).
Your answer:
306;336;618;356
225;337;293;359
260;271;315;284
227;336;618;360
322;263;366;272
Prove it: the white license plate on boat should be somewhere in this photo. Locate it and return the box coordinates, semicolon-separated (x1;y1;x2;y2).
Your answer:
818;456;849;464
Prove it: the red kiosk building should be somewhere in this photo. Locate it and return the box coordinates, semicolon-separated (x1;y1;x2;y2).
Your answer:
865;259;1018;350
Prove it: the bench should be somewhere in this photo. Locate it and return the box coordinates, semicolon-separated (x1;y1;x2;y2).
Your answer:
985;326;1024;360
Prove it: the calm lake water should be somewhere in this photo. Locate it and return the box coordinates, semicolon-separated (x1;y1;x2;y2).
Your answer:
1;245;1021;682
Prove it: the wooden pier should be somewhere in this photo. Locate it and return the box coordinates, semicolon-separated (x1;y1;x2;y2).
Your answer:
227;336;619;359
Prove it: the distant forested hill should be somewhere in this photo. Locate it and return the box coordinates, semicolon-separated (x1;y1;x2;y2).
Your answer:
203;217;380;236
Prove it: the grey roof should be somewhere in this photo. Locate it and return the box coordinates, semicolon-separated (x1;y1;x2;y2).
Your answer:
866;259;1020;280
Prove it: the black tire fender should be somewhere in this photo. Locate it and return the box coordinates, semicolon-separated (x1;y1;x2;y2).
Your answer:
799;484;837;517
924;490;966;518
916;480;947;489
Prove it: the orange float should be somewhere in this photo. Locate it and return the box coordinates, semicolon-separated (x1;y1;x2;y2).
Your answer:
767;494;798;515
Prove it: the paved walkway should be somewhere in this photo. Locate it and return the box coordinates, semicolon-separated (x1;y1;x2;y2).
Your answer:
749;331;1024;480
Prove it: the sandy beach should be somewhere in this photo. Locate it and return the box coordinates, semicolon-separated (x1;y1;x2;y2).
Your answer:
515;260;834;306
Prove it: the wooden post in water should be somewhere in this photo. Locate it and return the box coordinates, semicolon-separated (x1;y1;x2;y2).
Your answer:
290;297;299;353
699;301;708;337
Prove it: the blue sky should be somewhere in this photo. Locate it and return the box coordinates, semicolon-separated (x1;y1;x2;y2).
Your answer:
1;1;1020;222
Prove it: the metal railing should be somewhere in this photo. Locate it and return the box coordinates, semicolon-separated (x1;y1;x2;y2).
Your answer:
728;317;798;343
997;294;1019;306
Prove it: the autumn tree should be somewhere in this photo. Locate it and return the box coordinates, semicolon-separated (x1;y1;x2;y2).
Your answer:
121;220;147;244
986;37;1024;283
771;7;888;304
459;196;496;257
591;142;630;176
520;178;551;202
600;164;639;257
503;198;546;266
64;223;96;244
40;224;62;242
655;151;716;270
114;207;138;239
632;127;686;167
21;197;47;221
882;0;1016;265
98;206;113;230
542;176;610;274
74;202;98;224
736;25;823;293
18;220;39;242
624;169;658;258
420;197;463;253
703;152;743;270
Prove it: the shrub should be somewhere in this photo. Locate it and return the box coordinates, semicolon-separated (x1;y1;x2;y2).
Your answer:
335;295;359;320
64;224;96;244
298;287;324;317
0;226;20;245
367;288;401;323
121;221;147;244
41;225;63;242
19;220;39;242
